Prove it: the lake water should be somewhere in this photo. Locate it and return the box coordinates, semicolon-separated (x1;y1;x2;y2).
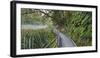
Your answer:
21;24;48;30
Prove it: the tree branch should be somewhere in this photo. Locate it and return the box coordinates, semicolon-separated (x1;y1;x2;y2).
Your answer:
38;10;53;18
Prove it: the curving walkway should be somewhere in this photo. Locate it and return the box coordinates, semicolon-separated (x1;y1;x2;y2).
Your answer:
53;28;77;47
22;24;76;47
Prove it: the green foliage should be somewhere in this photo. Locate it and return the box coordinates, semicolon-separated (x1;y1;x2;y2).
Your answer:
52;10;66;27
21;8;92;48
21;9;46;25
51;10;92;46
65;11;92;46
21;29;57;49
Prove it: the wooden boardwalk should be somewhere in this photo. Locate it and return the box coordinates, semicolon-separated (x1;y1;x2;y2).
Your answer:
53;28;77;47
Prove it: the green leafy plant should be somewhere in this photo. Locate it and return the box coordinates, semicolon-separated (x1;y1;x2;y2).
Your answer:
21;29;57;49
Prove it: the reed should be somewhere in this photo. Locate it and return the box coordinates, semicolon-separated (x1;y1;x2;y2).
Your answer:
21;29;57;49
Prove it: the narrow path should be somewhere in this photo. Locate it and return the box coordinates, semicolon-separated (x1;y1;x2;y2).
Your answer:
22;24;76;47
53;28;76;47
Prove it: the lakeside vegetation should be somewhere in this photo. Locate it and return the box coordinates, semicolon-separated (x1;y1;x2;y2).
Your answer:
21;8;92;49
21;29;57;49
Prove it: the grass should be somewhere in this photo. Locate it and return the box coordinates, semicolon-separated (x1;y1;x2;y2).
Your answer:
21;28;57;49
